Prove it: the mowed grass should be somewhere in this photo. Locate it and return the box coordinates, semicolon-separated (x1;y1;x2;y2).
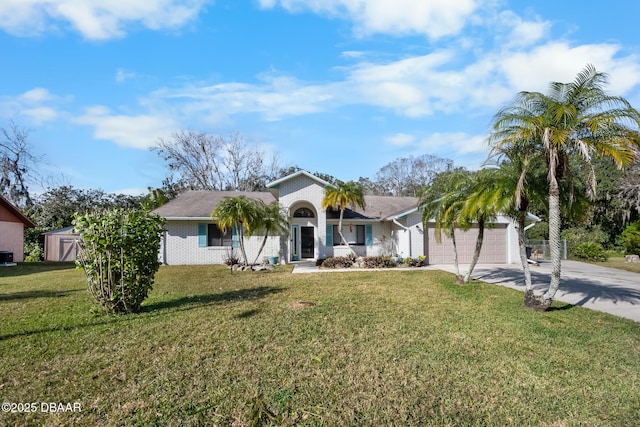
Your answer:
1;263;640;426
596;257;640;274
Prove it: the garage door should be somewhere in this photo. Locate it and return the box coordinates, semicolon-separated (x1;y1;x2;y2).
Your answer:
425;224;507;264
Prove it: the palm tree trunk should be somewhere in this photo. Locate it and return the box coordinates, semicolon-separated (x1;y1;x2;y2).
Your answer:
542;180;562;305
236;224;249;266
450;227;463;284
517;209;533;292
337;209;353;254
463;217;484;284
251;233;268;266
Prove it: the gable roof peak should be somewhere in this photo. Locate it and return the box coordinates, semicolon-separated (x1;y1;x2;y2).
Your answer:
267;170;333;189
0;194;36;227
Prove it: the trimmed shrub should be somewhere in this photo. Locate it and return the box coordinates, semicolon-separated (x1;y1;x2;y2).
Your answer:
73;208;165;314
572;242;608;262
320;256;355;269
403;256;426;267
362;256;396;268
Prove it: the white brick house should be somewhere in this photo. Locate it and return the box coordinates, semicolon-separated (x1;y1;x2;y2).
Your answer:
153;170;521;265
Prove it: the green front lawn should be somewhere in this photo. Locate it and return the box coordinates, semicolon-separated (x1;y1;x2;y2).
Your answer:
1;263;639;426
595;256;640;274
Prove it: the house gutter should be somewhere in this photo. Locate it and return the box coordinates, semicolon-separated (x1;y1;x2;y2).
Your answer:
163;217;213;221
524;212;542;231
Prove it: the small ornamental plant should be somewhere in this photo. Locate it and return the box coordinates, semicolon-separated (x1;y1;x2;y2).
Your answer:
73;208;165;314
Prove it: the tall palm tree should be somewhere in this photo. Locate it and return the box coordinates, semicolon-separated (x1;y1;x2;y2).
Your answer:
321;180;366;254
490;64;640;308
420;169;472;283
211;196;260;266
250;201;289;266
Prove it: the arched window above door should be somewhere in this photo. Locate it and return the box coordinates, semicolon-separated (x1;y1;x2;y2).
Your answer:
293;207;315;218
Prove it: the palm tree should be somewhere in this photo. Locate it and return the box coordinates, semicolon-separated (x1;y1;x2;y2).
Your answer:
321;180;366;254
459;168;504;284
490;64;640;308
481;151;547;295
211;196;260;266
420;169;472;284
250;201;289;265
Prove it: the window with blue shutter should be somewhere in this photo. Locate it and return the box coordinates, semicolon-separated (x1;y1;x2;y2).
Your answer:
326;224;333;246
198;223;207;247
232;224;239;248
365;224;373;247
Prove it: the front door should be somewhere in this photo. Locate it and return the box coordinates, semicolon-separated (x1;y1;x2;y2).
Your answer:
301;226;314;258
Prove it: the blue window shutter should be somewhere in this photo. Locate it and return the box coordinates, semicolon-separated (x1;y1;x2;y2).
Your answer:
365;224;373;247
198;223;207;247
326;224;333;246
232;224;239;248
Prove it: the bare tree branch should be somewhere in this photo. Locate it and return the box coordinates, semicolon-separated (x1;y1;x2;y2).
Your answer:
152;130;284;191
0;120;41;208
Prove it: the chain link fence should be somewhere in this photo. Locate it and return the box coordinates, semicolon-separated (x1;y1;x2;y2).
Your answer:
526;239;568;260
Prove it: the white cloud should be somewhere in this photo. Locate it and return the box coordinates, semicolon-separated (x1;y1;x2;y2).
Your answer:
115;68;137;83
114;187;147;196
497;42;640;95
418;132;487;154
142;37;640;128
490;11;550;48
22;107;59;123
19;87;54;103
258;0;484;39
75;106;178;149
0;0;209;40
0;87;64;124
151;74;340;122
386;133;415;146
341;50;365;59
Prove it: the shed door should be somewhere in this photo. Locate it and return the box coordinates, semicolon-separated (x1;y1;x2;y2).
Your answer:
59;238;79;261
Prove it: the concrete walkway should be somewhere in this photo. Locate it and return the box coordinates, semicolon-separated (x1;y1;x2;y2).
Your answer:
292;260;640;322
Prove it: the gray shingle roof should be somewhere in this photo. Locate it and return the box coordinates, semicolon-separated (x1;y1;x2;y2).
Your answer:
153;190;418;221
329;195;418;220
152;190;277;219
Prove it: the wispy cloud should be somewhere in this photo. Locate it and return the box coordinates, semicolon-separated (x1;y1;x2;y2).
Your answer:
103;37;640;152
385;133;415;146
0;88;66;125
0;0;209;40
257;0;485;39
115;68;137;83
74;106;178;149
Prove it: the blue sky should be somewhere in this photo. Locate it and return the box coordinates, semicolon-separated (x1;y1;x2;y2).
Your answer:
2;0;640;195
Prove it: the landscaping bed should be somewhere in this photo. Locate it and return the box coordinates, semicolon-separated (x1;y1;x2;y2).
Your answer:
317;254;427;269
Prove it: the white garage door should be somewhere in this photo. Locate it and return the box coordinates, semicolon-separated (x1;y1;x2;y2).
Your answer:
425;224;507;264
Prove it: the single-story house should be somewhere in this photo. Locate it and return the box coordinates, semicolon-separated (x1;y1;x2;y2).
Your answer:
152;170;522;265
0;195;36;263
44;226;82;262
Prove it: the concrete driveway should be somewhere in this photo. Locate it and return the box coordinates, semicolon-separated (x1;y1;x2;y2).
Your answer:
433;260;640;322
